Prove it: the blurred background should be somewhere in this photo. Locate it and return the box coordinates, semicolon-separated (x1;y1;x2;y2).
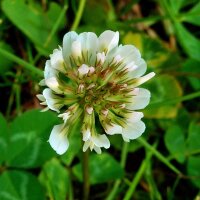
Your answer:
0;0;200;199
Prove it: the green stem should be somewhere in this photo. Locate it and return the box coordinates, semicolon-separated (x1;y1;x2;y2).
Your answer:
44;4;68;47
106;142;129;200
71;0;86;31
82;150;90;200
150;91;200;107
123;143;155;200
138;137;182;175
0;48;43;77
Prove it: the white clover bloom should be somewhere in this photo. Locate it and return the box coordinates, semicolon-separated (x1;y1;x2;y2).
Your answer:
37;30;155;155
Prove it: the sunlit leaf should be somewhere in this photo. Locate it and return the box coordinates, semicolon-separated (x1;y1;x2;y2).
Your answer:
144;75;183;119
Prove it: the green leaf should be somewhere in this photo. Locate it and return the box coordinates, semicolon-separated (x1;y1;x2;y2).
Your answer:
0;42;13;74
6;109;59;168
0;113;8;164
123;32;170;68
2;0;65;55
174;22;200;61
164;125;186;163
82;0;116;25
183;2;200;26
110;134;143;152
39;158;70;200
187;122;200;153
182;59;200;90
0;170;45;200
187;156;200;188
73;153;124;184
144;75;183;119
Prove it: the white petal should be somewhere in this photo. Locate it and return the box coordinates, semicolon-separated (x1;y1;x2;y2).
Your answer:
78;64;89;75
58;112;71;123
132;72;156;87
45;77;61;93
83;128;91;141
93;146;102;154
44;60;57;80
83;140;90;152
50;49;65;73
127;88;151;110
36;94;45;101
128;59;147;78
96;52;106;65
105;123;123;135
122;135;130;142
72;40;82;58
93;134;110;148
98;30;119;53
63;31;78;65
49;124;69;155
43;88;61;112
126;111;144;123
39;79;46;86
122;121;145;140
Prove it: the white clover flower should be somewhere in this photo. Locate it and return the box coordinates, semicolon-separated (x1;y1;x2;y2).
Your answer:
37;30;155;155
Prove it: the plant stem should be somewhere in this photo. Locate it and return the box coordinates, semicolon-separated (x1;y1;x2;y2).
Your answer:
44;4;68;47
71;0;86;31
150;91;200;107
106;142;129;200
82;150;90;200
138;137;182;175
123;143;155;200
0;48;43;77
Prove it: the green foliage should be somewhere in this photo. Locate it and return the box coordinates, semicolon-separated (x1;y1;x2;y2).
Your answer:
73;153;124;184
2;0;66;55
0;170;45;200
39;158;70;200
6;109;59;168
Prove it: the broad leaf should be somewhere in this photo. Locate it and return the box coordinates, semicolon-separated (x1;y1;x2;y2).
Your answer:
6;109;59;168
0;170;45;200
187;156;200;188
174;22;200;61
164;125;185;163
39;158;70;200
73;153;124;184
144;75;183;119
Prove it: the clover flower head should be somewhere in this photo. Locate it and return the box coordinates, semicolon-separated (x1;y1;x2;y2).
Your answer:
37;30;155;155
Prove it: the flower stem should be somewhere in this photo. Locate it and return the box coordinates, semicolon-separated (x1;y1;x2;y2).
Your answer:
150;91;200;106
71;0;86;31
82;150;90;200
123;143;155;200
0;48;43;77
138;137;182;175
106;142;129;200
